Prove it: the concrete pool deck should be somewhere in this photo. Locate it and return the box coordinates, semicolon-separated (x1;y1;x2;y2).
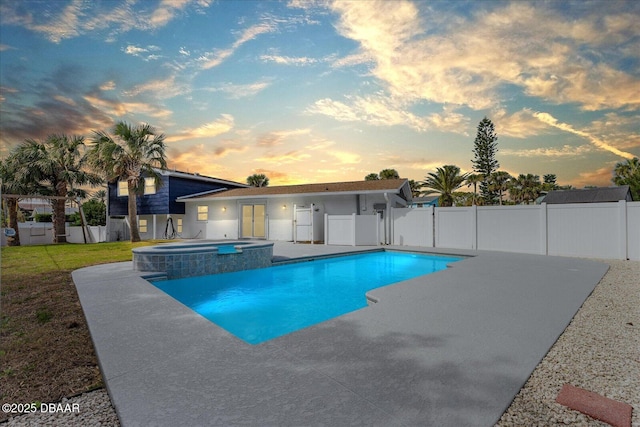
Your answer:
72;243;609;426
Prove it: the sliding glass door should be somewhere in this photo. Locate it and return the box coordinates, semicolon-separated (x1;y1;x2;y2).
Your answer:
241;204;265;238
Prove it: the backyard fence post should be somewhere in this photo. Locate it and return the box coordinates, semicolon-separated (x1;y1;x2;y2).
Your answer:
324;213;328;245
540;203;548;256
351;213;356;246
471;205;478;250
619;200;628;260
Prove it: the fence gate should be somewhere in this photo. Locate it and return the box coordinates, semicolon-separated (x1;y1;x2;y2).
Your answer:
294;204;313;243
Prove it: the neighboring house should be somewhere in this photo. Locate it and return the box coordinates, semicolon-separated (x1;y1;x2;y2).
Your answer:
107;169;247;241
177;179;412;244
409;196;439;208
542;185;632;204
19;198;78;220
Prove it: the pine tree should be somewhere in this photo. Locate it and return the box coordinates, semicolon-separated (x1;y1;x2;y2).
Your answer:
472;117;499;204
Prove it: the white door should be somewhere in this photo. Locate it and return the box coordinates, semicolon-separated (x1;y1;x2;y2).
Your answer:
295;208;312;242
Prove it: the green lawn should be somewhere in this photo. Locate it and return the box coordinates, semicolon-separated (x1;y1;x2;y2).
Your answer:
1;241;156;277
0;240;160;420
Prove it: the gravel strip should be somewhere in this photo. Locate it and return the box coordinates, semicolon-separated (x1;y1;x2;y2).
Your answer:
497;259;639;427
4;389;119;426
5;260;638;426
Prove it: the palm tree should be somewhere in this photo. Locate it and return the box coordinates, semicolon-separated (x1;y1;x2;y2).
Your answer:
1;151;36;246
91;189;107;204
13;135;102;243
489;171;512;205
408;179;421;198
542;174;559;192
246;174;269;187
465;173;483;206
509;173;541;204
379;169;400;179
89;122;167;242
613;157;640;200
420;165;468;207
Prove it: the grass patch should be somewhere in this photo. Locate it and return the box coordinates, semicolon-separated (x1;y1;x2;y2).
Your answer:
35;308;53;325
0;240;159;421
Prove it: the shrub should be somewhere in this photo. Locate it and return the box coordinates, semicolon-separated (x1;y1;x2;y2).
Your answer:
34;213;52;223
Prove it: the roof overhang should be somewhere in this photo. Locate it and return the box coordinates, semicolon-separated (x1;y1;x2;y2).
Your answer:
177;179;412;203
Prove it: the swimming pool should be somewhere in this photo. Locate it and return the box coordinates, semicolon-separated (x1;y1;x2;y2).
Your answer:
152;251;462;344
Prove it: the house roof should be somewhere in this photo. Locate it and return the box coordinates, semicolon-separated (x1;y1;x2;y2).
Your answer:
177;179;412;201
542;185;632;204
158;169;248;188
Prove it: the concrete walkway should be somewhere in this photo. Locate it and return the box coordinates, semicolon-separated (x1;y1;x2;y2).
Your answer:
72;243;608;426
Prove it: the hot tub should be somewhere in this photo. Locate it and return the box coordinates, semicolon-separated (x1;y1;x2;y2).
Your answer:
132;240;274;279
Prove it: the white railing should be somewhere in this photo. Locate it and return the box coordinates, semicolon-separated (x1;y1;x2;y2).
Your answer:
391;201;640;260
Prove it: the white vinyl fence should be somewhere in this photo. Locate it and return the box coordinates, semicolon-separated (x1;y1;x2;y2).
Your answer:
391;201;640;260
1;223;107;246
325;213;380;246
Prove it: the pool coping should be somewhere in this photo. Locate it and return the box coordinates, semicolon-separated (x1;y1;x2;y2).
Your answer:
72;242;609;426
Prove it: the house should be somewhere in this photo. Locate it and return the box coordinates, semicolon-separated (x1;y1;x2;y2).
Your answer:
542;185;633;204
409;196;439;208
107;169;247;241
176;179;413;244
19;198;78;220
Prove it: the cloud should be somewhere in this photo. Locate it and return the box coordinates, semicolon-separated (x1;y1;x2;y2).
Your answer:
575;166;616;188
123;44;162;59
123;75;189;99
165;114;235;142
208;80;272;99
533;112;636;160
331;51;372;68
587;112;640;151
255;150;312;164
260;54;318;66
307;95;469;133
257;129;311;147
53;95;77;106
501;144;593;158
99;81;116;91
492;108;550;139
326;0;640;114
149;0;194;28
199;21;277;69
306;95;431;130
1;1;213;43
5;0;83;43
0;85;18;103
83;95;172;119
167;145;230;177
327;150;361;164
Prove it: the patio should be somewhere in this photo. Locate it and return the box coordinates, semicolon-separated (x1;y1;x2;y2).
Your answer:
72;243;608;426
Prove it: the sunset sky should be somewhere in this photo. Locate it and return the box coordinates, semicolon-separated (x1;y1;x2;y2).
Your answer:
1;0;639;188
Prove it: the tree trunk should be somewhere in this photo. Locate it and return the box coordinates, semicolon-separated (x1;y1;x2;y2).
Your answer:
128;182;141;242
52;193;67;244
7;197;21;246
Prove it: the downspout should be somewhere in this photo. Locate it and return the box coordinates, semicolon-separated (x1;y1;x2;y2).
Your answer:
383;193;390;245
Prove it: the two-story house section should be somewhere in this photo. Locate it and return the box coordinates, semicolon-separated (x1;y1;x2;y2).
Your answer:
107;169;248;241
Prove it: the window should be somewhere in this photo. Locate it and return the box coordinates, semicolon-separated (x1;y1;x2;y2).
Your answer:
139;219;148;233
144;177;156;195
117;181;128;196
197;206;208;221
176;218;183;233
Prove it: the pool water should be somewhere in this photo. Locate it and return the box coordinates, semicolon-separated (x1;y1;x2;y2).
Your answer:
152;251;461;344
216;244;239;254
